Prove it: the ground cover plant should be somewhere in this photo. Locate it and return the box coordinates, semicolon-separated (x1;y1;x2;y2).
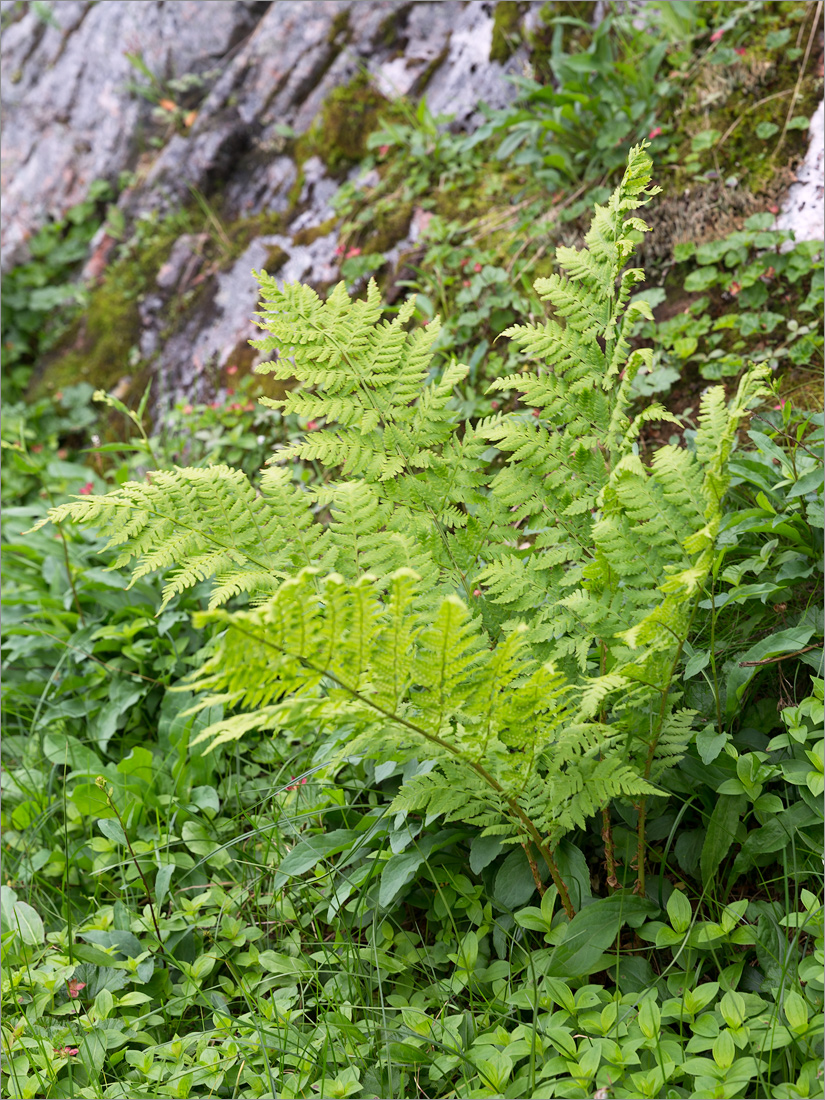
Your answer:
2;135;823;1100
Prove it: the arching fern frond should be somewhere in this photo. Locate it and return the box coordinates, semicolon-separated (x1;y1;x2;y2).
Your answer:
31;465;329;610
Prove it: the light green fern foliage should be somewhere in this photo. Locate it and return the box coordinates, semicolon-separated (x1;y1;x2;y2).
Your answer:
37;144;768;907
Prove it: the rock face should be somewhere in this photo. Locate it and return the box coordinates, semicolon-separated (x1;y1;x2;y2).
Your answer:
2;0;822;413
1;0;545;410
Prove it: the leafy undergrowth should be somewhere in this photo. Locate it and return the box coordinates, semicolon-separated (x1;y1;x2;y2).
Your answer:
1;4;824;1100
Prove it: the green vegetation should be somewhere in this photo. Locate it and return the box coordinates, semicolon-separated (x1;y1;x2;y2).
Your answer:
1;3;823;1099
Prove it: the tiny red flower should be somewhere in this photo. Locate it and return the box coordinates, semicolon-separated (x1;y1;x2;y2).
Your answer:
31;443;43;453
728;281;741;296
710;29;724;42
285;776;308;791
55;1047;79;1057
306;420;319;431
79;482;94;496
648;126;662;140
463;279;471;287
532;408;540;418
57;448;68;460
230;402;243;411
473;262;482;273
378;144;390;157
345;247;361;259
768;204;779;214
335;244;345;256
54;391;64;401
473;589;482;597
183;404;193;414
491;400;499;410
460;258;469;268
67;980;86;998
227;364;238;376
226;387;235;396
734;46;746;56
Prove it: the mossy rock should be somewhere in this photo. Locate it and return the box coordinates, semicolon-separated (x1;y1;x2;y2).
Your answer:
291;217;338;247
357;203;414;255
490;1;528;64
671;7;823;197
300;73;397;176
28;219;185;401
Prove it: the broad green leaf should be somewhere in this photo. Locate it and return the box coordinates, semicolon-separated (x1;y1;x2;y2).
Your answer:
155;864;174;909
638;995;661;1038
77;1031;106;1080
726;626;816;719
71;782;115;819
117;746;155;784
97;818;126;846
712;1028;735;1069
700;795;746;886
5;898;44;946
667;889;692;934
542;893;658;979
469;833;504;874
43;732;101;773
494;848;546;909
783;991;809;1032
274;830;360;889
257;950;310;977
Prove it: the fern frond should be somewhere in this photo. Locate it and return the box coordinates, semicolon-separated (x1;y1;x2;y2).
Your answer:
30;465;325;609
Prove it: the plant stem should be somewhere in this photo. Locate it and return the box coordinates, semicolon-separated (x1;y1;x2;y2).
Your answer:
522;841;546;898
45;486;85;626
98;780;165;950
602;807;618;890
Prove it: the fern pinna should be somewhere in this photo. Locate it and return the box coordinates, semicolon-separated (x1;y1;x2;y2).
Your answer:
37;144;768;913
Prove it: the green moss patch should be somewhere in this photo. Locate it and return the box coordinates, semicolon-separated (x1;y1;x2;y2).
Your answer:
299;74;397;176
292;217;338;247
490;2;527;64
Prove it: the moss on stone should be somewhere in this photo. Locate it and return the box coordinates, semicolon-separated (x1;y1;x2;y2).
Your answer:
358;203;414;254
291;217;338;247
671;7;822;198
222;210;287;266
263;245;290;273
300;73;395;176
490;2;527;64
409;43;451;96
30;215;191;401
374;4;412;51
327;8;351;49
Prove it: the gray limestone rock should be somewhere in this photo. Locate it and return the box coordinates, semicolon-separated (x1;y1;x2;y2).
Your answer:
6;0;817;417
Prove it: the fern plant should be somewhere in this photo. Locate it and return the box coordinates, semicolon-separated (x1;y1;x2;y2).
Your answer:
37;144;768;914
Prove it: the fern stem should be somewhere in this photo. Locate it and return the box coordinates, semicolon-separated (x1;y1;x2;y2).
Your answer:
225;619;576;917
521;841;546;898
602;807;618;890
